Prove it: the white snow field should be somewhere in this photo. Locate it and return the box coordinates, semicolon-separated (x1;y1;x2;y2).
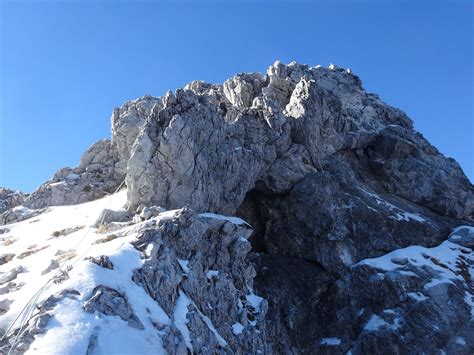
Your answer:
0;191;171;354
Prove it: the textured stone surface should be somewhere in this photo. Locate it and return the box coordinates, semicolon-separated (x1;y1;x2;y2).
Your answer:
0;189;27;215
0;267;23;286
23;140;120;210
132;208;269;353
92;208;132;228
313;229;474;354
121;61;472;226
87;255;114;270
252;228;474;354
83;285;144;330
0;206;47;226
12;62;472;222
255;158;461;276
449;226;474;249
111;96;163;178
1;61;473;354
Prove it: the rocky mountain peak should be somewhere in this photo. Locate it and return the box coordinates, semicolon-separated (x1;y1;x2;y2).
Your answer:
0;61;473;354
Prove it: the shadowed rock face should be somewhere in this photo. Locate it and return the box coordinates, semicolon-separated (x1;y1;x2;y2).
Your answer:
1;61;473;353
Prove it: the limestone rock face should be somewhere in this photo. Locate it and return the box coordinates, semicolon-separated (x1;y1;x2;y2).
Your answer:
15;61;473;223
132;208;268;353
111;95;163;178
121;62;472;224
0;189;27;214
251;152;469;276
1;61;473;354
254;228;474;354
22;139;120;210
83;285;144;330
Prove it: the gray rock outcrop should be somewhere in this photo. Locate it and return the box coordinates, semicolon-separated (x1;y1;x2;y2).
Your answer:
23;140;120;209
0;189;27;215
1;61;473;354
132;208;268;353
120;62;472;224
83;285;144;330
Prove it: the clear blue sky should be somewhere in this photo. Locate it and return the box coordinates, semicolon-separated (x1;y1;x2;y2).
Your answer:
0;0;472;192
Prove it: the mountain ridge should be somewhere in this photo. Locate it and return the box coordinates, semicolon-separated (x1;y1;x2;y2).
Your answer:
1;61;473;354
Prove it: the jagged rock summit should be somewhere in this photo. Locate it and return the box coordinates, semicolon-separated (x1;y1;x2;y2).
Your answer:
0;61;473;354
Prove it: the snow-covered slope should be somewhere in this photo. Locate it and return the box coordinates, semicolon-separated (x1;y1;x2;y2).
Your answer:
1;191;473;354
1;191;167;353
0;191;268;354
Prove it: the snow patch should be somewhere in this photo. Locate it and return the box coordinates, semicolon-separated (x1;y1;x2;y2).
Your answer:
49;181;67;188
198;213;250;227
246;293;264;312
206;270;219;280
356;240;473;294
177;259;190;274
232;322;244;335
364;315;388;332
364;314;401;332
408;292;427;302
320;337;341;346
173;291;193;351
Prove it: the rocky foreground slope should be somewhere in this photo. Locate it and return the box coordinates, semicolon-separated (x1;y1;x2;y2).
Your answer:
1;61;473;354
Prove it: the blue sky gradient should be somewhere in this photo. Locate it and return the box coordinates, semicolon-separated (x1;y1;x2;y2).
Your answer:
1;0;472;192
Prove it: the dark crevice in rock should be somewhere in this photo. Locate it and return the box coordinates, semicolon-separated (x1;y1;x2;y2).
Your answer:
249;252;335;352
236;189;268;253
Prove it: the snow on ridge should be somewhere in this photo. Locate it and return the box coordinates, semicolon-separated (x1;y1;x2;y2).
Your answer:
198;213;250;227
356;240;468;272
360;188;426;222
355;234;474;294
451;225;474;235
